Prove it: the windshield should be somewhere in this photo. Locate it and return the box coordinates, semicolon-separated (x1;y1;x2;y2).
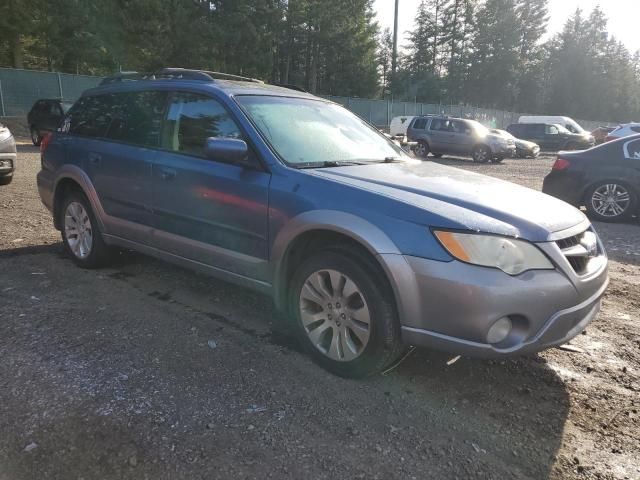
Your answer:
237;96;407;166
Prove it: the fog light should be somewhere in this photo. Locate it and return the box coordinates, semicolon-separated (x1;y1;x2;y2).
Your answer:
487;317;512;344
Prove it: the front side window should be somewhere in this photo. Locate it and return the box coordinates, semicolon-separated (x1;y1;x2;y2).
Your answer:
237;95;406;166
162;92;242;158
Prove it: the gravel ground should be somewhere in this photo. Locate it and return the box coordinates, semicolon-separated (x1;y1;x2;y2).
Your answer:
0;144;639;480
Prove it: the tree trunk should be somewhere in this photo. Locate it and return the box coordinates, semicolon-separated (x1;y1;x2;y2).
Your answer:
9;31;23;69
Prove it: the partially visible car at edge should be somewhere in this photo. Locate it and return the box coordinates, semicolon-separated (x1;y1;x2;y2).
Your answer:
407;115;516;163
27;98;73;146
591;126;616;144
507;123;595;151
604;123;640;143
389;116;416;137
542;134;640;222
491;129;540;158
0;123;17;185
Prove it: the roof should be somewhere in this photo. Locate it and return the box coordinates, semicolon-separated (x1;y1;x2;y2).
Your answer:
85;68;318;100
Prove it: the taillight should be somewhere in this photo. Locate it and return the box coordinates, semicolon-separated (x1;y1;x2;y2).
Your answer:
40;132;52;155
552;157;570;170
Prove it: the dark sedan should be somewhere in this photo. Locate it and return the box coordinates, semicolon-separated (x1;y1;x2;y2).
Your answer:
543;135;640;222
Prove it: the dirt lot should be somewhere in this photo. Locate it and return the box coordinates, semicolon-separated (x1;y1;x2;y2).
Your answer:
1;144;639;480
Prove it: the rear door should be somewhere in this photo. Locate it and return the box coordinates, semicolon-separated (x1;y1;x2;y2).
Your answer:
66;90;164;244
450;120;475;155
151;91;271;281
428;118;454;153
543;124;564;150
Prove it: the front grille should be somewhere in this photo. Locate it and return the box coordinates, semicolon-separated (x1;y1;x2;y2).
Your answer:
556;230;600;275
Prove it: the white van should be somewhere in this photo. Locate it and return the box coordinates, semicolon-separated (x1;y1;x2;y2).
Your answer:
390;116;416;136
518;116;585;134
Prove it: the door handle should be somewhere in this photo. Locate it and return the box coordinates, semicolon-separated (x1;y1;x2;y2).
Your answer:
159;168;176;181
88;152;102;165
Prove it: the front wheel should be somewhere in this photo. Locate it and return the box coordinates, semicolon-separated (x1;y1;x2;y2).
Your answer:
491;156;504;163
60;191;111;268
472;145;491;163
30;127;42;146
585;182;637;222
289;250;404;378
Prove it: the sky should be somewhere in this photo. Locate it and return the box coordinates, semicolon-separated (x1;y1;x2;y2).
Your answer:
374;0;640;53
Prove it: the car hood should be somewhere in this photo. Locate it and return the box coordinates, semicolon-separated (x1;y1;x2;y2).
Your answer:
309;160;587;241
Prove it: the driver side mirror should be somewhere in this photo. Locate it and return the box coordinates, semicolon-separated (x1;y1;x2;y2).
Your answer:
205;137;257;169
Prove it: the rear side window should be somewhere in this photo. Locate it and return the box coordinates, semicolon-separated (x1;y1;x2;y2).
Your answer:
67;91;167;147
105;91;167;147
67;95;114;138
162;92;242;158
412;118;427;130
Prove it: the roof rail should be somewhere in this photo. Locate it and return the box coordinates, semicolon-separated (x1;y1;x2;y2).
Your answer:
99;68;264;86
273;83;307;92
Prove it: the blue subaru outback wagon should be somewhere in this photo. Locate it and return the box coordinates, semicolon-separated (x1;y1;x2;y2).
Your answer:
37;68;609;378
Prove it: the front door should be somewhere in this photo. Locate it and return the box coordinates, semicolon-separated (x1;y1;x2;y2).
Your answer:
151;91;271;281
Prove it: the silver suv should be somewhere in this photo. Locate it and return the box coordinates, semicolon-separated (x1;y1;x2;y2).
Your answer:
407;116;516;163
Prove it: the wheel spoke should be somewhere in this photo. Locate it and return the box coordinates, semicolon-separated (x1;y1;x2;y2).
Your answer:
300;310;326;327
307;321;332;346
308;272;333;299
347;322;370;344
301;282;327;306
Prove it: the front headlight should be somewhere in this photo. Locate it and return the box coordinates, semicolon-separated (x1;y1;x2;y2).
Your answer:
433;231;554;275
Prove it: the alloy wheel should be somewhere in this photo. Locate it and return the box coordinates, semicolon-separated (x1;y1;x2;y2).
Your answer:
299;269;371;362
64;202;93;259
414;143;428;157
591;184;631;218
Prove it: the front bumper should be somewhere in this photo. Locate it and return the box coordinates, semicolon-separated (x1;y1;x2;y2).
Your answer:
380;233;608;358
0;152;16;175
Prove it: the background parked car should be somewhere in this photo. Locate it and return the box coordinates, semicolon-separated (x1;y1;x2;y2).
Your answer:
491;129;540;158
407;115;515;163
543;134;640;222
0;123;17;185
507;123;595;151
591;126;616;144
518;115;586;135
27;98;73;145
389;116;416;137
604;123;640;143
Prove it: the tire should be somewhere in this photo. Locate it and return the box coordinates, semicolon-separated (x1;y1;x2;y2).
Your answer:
472;145;491;163
413;141;430;158
0;175;12;185
491;156;504;164
289;249;404;378
585;181;637;223
431;153;443;159
30;126;42;146
59;190;111;268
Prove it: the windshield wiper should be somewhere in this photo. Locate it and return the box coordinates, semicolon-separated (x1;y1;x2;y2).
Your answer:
296;160;368;169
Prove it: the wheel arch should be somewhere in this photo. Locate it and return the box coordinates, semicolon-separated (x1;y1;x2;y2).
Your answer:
271;211;403;315
52;166;106;231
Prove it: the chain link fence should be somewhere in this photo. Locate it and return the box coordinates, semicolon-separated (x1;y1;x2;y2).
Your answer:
0;67;615;132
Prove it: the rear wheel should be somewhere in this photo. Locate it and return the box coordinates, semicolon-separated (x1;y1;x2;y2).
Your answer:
289;250;404;378
472;145;491;163
413;141;429;158
585;182;637;222
59;191;111;268
491;156;504;164
30;126;42;146
431;153;443;159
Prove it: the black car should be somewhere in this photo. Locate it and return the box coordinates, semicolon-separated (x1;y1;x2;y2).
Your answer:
542;134;640;222
27;98;73;146
507;123;595;151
